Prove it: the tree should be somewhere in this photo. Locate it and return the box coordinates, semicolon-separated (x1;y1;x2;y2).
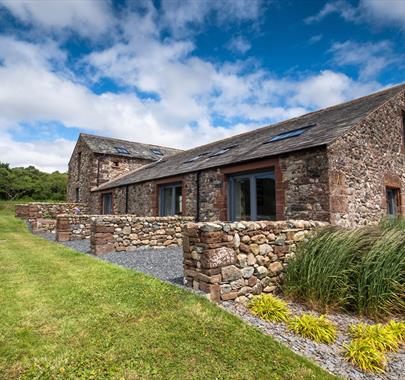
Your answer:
0;162;68;201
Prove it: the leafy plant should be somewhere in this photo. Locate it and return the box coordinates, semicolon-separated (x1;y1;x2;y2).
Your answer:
287;314;337;344
345;339;387;373
247;294;290;322
284;224;405;319
345;320;405;373
349;321;405;352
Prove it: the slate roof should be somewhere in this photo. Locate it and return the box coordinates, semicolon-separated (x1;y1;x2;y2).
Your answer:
94;83;405;191
80;133;182;160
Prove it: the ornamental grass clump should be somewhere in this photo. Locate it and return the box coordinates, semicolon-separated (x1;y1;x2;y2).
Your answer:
283;224;405;319
345;338;387;373
287;314;337;344
247;294;290;323
348;321;405;353
345;320;405;373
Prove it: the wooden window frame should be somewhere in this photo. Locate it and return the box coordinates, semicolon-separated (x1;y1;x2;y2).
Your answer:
159;182;183;217
228;169;276;221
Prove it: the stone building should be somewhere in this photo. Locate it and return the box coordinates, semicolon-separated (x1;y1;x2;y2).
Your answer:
69;84;405;227
67;133;182;206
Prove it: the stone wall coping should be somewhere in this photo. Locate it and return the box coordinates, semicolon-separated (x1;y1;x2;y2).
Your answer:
16;202;87;206
92;215;194;222
186;220;328;232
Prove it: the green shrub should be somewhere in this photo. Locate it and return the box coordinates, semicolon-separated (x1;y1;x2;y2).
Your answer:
287;314;337;344
345;338;387;373
283;224;405;319
247;294;290;322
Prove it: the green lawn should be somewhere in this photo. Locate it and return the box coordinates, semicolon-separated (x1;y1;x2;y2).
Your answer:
0;202;336;379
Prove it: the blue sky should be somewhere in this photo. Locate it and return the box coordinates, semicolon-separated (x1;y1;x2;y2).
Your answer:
0;0;404;172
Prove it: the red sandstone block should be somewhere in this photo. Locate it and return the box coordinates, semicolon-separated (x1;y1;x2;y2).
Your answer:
56;232;71;242
221;291;238;301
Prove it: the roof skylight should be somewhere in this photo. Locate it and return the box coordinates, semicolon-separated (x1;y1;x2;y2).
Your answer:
267;124;315;143
115;146;130;154
150;148;163;156
209;145;237;157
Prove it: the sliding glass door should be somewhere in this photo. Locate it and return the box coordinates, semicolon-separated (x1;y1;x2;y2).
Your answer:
229;170;276;221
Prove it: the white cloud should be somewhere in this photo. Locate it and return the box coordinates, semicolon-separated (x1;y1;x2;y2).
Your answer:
227;36;251;54
0;0;112;38
305;1;359;24
0;131;74;172
329;40;397;79
306;0;405;30
160;0;263;36
0;1;387;172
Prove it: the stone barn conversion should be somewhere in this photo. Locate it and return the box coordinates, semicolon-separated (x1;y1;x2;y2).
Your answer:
67;133;182;206
68;84;405;227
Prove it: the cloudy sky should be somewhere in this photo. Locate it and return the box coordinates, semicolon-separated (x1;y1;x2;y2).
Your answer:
0;0;404;172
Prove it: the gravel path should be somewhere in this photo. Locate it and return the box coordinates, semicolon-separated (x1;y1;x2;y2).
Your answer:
99;247;184;285
222;301;405;380
35;232;183;285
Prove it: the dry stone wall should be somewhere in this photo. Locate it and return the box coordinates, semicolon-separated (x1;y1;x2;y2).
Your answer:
56;215;94;241
91;215;193;255
183;220;327;302
15;202;88;232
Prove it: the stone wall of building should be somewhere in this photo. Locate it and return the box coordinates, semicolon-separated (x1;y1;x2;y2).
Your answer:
328;91;405;227
280;147;330;222
183;220;327;302
67;140;95;205
90;149;332;223
90;215;193;255
15;202;88;232
56;214;95;241
68;136;154;206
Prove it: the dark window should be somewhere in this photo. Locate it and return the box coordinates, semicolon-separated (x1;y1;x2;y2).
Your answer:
113;161;119;167
151;148;163;156
77;152;82;180
386;188;400;216
102;193;113;215
75;188;80;202
229;170;276;221
267;124;315;143
115;146;129;154
159;183;182;216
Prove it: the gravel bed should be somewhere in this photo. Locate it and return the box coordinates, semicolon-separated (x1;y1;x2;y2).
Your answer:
34;232;184;285
99;247;184;285
222;301;405;380
35;232;91;254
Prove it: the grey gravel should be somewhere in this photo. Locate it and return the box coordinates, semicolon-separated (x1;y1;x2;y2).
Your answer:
222;301;405;380
99;247;184;285
35;232;184;285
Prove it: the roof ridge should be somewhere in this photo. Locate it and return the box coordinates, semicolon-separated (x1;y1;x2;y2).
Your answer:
144;82;405;159
80;133;182;151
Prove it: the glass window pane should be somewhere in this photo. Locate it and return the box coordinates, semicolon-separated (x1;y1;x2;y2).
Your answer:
256;177;276;220
175;186;182;215
234;178;251;221
103;193;112;214
163;187;173;216
386;189;398;215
